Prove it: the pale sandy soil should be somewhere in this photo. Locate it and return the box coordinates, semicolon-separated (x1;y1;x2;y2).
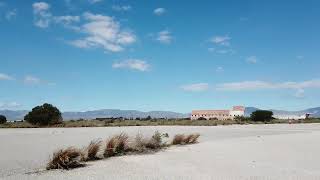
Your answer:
1;124;320;180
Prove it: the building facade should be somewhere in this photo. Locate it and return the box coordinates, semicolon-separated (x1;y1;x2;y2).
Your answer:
191;106;245;120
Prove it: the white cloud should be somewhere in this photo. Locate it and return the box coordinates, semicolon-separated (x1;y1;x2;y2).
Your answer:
181;83;209;92
112;59;150;71
112;5;131;12
156;30;172;44
0;73;14;80
88;0;103;4
5;9;17;20
210;35;231;46
0;102;21;109
54;15;80;25
246;56;258;64
216;79;320;91
33;2;79;28
69;12;136;52
153;8;166;16
32;4;136;53
32;2;51;28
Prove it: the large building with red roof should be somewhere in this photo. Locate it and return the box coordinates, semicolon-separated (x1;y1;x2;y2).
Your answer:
191;106;245;120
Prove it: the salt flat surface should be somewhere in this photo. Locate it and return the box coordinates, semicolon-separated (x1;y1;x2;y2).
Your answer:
1;124;320;180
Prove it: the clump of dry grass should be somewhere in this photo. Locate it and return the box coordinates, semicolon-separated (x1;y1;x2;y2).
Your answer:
172;133;200;145
82;140;102;161
104;133;129;157
46;147;84;170
132;131;168;152
46;131;199;171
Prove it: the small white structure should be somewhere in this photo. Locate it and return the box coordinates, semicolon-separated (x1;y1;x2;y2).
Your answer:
191;106;245;120
273;114;308;120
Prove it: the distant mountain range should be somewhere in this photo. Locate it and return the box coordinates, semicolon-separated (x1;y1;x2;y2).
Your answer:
244;107;320;117
1;107;319;121
0;109;188;121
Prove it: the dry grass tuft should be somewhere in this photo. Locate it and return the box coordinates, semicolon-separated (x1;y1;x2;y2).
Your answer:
46;147;84;170
84;140;102;161
188;133;200;144
104;133;129;157
172;134;186;145
172;133;200;145
132;131;168;152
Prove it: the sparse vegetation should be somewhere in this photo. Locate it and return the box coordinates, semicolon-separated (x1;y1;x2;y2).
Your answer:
2;117;320;128
0;115;7;124
24;103;62;126
46;131;200;170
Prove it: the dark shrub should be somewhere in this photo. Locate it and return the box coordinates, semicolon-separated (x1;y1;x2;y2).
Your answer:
0;115;7;124
24;103;62;126
250;110;273;122
197;117;207;120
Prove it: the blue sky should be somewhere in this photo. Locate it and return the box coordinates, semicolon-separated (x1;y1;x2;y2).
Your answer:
0;0;320;112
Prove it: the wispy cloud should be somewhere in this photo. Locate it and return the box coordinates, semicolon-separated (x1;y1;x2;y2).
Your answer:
156;30;172;44
208;35;234;54
112;5;131;12
210;35;231;46
24;75;41;84
54;15;80;26
153;8;166;16
88;0;103;4
0;73;14;80
112;59;150;72
208;47;235;54
216;66;224;73
216;79;320;91
0;101;21;109
23;75;55;85
181;83;209;92
294;89;305;98
5;9;17;20
32;2;52;28
246;56;258;64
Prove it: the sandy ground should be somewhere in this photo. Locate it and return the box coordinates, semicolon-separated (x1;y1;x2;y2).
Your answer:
1;124;320;180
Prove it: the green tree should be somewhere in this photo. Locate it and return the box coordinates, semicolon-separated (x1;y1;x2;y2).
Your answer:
24;103;63;126
250;110;273;122
0;115;7;124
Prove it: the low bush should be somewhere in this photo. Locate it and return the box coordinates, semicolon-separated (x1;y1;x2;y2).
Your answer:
0;115;7;124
